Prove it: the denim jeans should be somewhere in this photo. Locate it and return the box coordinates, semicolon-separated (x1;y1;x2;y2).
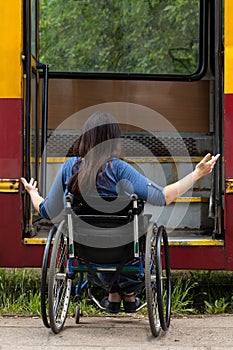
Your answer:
98;272;144;294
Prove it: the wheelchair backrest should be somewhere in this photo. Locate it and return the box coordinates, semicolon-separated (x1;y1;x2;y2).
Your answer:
69;194;144;219
65;193;152;263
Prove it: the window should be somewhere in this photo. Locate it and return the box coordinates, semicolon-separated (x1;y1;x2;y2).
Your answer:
39;0;203;77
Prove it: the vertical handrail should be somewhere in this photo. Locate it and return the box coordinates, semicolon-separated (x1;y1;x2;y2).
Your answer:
208;0;223;235
36;62;49;198
24;0;32;233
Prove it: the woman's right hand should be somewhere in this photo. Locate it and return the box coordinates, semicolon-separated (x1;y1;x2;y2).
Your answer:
21;177;39;194
21;177;44;213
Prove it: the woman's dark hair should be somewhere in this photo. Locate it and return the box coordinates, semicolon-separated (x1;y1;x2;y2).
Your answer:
68;111;122;194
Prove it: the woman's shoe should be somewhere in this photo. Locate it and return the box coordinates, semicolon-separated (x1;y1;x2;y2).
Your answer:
105;292;121;313
100;297;121;313
123;297;142;313
106;301;121;313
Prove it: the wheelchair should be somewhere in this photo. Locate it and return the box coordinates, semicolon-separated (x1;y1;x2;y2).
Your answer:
41;193;171;337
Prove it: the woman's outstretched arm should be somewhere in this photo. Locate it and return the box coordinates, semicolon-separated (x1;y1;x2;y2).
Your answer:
21;153;220;213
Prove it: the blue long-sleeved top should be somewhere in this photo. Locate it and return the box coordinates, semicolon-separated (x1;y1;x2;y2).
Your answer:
39;157;166;220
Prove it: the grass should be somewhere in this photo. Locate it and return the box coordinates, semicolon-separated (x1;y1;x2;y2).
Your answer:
171;270;233;315
1;268;233;316
0;268;41;315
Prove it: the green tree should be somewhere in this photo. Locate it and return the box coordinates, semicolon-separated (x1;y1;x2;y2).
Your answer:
39;0;200;74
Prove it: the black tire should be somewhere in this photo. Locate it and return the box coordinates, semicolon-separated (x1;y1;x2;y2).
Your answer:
48;220;72;334
145;223;161;337
156;225;171;331
41;225;57;328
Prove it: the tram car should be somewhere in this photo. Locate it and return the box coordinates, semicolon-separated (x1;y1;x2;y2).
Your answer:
0;0;232;270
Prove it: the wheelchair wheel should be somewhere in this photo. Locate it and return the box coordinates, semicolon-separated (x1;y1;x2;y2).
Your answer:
145;223;161;337
156;225;171;331
41;225;57;328
48;220;72;334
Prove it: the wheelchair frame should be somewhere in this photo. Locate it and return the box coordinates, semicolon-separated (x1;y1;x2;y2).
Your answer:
41;194;171;337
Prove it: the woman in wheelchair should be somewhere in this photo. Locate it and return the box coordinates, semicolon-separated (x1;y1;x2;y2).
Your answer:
21;111;219;314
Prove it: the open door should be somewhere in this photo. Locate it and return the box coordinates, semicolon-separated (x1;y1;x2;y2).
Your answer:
23;0;48;237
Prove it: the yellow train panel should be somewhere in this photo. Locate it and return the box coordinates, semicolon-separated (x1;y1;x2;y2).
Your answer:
224;0;233;94
0;1;23;98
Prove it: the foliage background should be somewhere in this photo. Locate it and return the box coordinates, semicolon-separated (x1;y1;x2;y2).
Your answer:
39;0;200;74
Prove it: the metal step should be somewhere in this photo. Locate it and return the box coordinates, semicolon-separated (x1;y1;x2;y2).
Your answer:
144;196;213;230
24;227;224;247
167;229;224;247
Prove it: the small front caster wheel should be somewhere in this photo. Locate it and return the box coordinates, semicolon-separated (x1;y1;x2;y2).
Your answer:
75;305;81;324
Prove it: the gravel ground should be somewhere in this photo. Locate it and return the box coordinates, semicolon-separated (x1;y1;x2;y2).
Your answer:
0;314;233;350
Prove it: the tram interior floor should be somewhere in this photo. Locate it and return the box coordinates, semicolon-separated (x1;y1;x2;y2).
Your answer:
30;221;223;245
